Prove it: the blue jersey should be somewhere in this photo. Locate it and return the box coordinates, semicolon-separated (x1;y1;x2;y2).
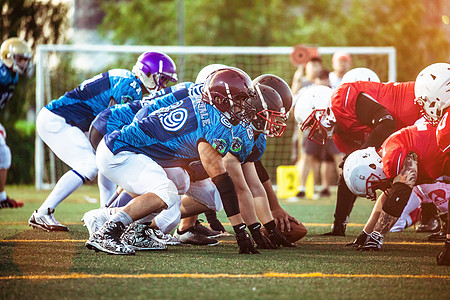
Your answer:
45;69;143;132
229;123;255;163
244;133;267;163
0;61;18;110
93;82;197;136
91;100;145;136
104;96;234;169
136;82;201;120
146;82;194;101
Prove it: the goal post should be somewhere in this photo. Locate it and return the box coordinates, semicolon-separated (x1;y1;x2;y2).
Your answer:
35;44;396;190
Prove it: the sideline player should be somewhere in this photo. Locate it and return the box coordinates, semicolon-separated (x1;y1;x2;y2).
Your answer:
0;38;33;209
28;51;177;231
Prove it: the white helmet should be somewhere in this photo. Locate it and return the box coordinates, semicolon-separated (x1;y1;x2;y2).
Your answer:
340;67;380;85
294;85;335;145
414;63;450;126
343;147;388;201
195;64;229;84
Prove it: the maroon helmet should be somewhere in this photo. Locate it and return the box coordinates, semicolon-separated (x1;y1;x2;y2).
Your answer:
253;74;293;113
252;84;287;137
202;68;256;125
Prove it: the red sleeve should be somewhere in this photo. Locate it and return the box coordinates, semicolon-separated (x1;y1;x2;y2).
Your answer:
381;131;407;179
437;111;450;154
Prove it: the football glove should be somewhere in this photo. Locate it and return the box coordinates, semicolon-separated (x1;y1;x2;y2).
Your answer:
358;231;383;251
269;227;296;248
235;230;260;254
346;231;369;247
250;227;276;249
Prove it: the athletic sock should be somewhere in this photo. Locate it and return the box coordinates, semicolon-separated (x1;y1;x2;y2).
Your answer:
110;210;133;227
0;191;6;201
38;170;84;213
97;173;116;207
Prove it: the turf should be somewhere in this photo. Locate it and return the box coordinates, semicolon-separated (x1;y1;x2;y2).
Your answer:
0;185;449;300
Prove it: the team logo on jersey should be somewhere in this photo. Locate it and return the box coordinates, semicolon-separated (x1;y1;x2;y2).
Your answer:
246;126;254;141
212;139;227;154
220;116;232;129
188;83;203;99
230;137;243;153
158;107;189;132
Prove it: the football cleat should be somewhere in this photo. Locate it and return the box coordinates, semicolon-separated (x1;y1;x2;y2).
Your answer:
121;223;167;251
174;228;219;246
150;229;181;246
193;220;222;238
416;216;440;233
436;244;450;266
28;208;69;232
85;221;135;255
0;197;24;209
81;208;109;236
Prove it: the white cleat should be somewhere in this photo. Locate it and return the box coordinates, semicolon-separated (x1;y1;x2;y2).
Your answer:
28;208;69;232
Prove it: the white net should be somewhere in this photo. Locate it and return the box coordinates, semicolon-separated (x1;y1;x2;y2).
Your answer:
35;45;396;189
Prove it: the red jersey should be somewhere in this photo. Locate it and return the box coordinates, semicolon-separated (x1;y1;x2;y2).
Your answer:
436;111;450;154
381;123;450;184
331;81;420;154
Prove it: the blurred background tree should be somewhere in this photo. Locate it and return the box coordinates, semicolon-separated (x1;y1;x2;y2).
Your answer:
1;0;69;183
99;0;448;81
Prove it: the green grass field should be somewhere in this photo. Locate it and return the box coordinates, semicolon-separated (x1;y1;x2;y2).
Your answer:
1;185;449;300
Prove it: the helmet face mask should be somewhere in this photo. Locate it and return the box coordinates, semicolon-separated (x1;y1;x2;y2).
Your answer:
294;85;334;145
414;63;450;126
1;38;33;76
301;106;335;145
343;147;389;201
252;84;286;137
132;51;177;93
202;68;256;126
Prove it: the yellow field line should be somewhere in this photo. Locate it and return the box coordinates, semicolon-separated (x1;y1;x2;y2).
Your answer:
1;272;449;281
0;222;366;227
0;239;440;246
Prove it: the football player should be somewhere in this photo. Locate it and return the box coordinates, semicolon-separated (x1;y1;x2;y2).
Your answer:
295;77;421;236
0;37;32;209
342;123;450;265
413;62;450;265
29;51;177;232
86;68;261;255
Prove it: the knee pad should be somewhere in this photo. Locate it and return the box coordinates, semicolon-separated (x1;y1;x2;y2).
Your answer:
0;141;11;169
162;180;181;210
154;204;182;234
383;182;412;217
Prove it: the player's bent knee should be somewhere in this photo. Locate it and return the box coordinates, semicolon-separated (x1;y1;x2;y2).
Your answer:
159;180;181;210
382;182;412;217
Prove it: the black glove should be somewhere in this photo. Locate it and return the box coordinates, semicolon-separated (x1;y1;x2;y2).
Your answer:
249;224;276;249
269;227;296;248
346;231;369;247
233;223;260;254
357;231;383;251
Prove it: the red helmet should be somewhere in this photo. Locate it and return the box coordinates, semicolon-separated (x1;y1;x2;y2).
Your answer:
252;84;287;137
202;68;256;125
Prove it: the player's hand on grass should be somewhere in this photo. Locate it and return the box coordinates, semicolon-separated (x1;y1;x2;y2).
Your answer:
346;231;369;247
269;227;296;248
357;231;383;252
249;225;276;249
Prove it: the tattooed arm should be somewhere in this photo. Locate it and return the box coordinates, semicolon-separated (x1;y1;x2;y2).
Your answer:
373;152;418;236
